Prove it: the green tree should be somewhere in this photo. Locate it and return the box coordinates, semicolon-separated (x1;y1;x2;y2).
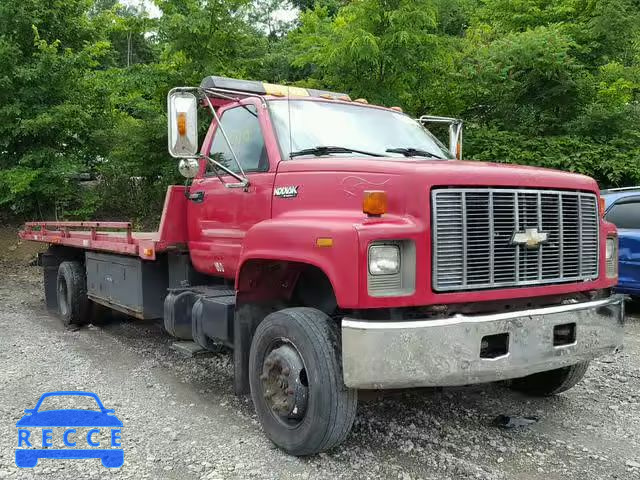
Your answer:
246;0;295;40
461;26;584;134
2;0;640;223
290;0;345;15
291;0;441;109
156;0;267;82
0;0;113;218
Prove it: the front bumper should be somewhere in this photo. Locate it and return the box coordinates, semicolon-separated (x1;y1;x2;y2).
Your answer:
341;295;625;389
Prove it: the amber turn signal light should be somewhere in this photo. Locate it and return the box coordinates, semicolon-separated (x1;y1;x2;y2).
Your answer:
599;197;606;217
316;237;334;248
363;191;387;216
177;112;187;136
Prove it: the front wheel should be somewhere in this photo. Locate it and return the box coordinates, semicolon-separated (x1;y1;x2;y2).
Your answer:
509;361;590;396
249;307;357;456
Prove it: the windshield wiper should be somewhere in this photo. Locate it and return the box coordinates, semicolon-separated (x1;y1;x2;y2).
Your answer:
386;147;442;159
289;146;385;158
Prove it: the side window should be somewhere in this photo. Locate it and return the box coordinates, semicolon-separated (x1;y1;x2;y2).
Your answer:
605;200;640;229
207;105;268;175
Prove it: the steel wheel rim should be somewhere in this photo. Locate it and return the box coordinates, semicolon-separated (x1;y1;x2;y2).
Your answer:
57;278;69;317
260;339;309;429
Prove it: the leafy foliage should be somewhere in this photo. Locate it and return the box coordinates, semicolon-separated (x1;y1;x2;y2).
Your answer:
291;0;441;108
0;0;639;225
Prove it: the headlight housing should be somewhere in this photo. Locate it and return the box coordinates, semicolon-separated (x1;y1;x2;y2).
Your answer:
367;241;416;297
606;235;618;278
368;244;400;275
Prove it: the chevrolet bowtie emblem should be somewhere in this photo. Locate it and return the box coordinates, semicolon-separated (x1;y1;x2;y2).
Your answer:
510;228;549;249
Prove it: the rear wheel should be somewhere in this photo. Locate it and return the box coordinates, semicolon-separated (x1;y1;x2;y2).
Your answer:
56;261;89;327
509;361;590;396
249;307;357;456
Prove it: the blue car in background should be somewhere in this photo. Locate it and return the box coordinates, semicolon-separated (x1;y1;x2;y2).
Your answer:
602;188;640;297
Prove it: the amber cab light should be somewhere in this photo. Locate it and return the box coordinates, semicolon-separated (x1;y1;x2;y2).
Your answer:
363;191;387;216
599;197;606;217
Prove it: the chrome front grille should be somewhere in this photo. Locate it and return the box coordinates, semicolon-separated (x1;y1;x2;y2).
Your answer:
432;188;599;291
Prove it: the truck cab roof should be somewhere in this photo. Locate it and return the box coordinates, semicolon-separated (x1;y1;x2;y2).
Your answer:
200;75;351;101
199;75;406;113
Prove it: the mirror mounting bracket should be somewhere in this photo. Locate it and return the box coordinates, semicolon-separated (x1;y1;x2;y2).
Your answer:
198;154;250;191
418;115;463;160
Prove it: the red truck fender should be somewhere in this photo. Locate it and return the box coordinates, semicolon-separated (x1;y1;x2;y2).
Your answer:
235;217;361;308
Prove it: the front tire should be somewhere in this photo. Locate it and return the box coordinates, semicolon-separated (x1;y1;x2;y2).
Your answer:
56;261;89;327
509;361;590;396
249;307;357;456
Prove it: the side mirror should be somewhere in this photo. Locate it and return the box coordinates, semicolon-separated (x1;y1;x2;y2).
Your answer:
178;158;200;178
448;121;463;160
168;90;198;158
419;115;463;160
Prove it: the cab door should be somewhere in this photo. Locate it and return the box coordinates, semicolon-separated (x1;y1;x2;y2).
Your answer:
187;98;277;278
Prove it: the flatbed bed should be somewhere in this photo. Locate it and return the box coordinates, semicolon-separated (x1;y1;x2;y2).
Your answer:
18;186;187;260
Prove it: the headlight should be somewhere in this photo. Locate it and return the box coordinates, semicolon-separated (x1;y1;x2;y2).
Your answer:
606;235;618;278
606;237;616;260
368;245;400;275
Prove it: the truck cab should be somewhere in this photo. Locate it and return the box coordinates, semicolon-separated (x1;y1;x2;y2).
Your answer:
21;75;625;456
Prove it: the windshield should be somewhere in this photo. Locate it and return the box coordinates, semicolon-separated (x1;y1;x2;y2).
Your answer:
268;99;453;160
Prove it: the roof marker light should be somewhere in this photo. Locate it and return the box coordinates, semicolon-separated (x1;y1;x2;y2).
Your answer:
200;76;350;100
264;83;309;97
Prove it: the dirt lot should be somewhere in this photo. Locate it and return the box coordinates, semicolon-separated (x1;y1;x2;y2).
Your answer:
1;229;640;479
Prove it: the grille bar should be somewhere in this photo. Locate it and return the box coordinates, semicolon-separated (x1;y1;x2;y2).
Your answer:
432;188;599;292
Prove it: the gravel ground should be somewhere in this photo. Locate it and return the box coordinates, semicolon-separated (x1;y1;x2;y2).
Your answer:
1;264;640;480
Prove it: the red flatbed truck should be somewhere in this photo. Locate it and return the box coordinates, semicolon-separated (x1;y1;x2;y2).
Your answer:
20;76;625;456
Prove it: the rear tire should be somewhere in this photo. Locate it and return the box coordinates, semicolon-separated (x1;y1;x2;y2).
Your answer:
56;261;89;327
249;307;357;456
509;361;590;396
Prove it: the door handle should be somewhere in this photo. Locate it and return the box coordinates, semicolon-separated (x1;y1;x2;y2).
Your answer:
188;191;205;203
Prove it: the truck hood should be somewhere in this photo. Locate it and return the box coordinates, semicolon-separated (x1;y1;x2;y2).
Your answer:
273;157;601;221
277;157;599;193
